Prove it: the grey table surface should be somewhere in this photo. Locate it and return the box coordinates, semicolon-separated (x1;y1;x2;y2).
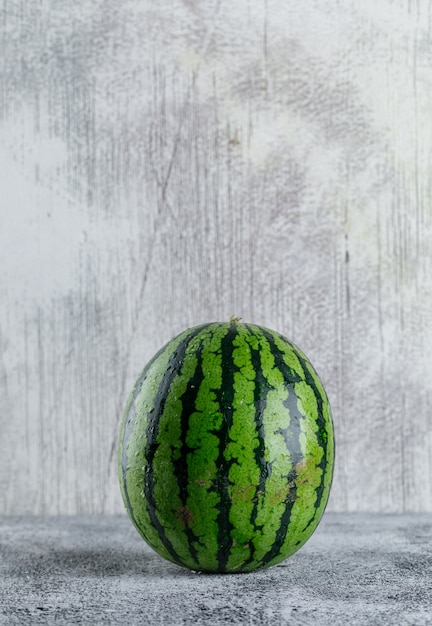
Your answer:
1;513;431;626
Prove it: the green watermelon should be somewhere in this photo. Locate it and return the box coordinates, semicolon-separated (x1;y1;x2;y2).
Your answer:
118;320;334;573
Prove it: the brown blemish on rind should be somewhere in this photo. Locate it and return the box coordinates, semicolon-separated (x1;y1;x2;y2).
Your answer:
294;457;318;488
194;469;214;488
230;484;256;503
175;506;195;525
268;484;292;506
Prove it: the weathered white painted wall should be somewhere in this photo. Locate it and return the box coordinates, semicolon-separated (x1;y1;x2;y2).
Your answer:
1;0;432;514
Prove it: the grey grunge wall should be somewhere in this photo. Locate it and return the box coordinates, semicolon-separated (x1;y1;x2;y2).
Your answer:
1;1;432;514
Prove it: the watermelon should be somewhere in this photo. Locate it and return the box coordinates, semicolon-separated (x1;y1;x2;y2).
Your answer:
118;320;334;573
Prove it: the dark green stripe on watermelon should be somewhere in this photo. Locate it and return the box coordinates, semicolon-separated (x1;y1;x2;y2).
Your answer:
245;331;271;547
213;323;238;571
172;341;206;564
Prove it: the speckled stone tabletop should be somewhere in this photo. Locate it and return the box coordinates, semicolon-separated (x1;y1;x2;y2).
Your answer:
1;513;431;625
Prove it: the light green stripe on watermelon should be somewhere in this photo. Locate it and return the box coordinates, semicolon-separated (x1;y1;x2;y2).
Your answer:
120;326;200;562
185;323;229;571
223;325;262;571
247;331;294;566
